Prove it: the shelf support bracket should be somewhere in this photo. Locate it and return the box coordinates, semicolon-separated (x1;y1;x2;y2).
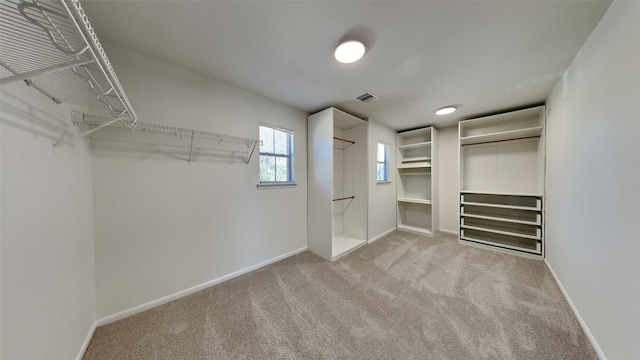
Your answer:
246;140;258;164
0;59;94;86
188;131;195;162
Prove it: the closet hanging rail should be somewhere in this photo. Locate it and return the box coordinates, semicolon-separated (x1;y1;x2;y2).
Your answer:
0;0;137;126
333;196;355;202
76;113;262;164
333;136;355;144
461;135;540;147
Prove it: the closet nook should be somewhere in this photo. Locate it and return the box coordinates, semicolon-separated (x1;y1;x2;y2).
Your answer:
458;105;546;257
308;107;368;261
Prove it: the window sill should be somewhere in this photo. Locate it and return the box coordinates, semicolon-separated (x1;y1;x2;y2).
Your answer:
257;182;297;190
376;181;392;185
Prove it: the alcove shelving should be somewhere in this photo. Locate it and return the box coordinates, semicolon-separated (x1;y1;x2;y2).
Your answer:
458;105;545;257
396;127;438;235
308;107;368;261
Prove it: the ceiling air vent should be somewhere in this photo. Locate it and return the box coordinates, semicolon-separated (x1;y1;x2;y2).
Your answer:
356;92;378;103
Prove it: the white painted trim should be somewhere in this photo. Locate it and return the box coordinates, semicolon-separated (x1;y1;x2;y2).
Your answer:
439;228;459;235
96;246;307;326
75;321;97;360
544;259;607;360
368;227;396;244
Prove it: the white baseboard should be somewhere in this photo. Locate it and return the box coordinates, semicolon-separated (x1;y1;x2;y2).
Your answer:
544;259;607;360
76;321;97;360
438;228;459;235
96;246;307;327
368;227;396;244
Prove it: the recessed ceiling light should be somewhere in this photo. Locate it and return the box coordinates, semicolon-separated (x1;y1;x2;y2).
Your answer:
435;106;457;115
334;40;366;64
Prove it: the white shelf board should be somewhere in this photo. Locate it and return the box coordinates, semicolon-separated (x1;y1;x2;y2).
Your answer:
398;141;431;150
461;212;541;226
332;236;366;260
398;127;431;137
460;236;540;255
398;171;431;176
461;201;540;211
460;224;540;240
398;198;432;204
460;126;543;145
459;238;541;256
397;224;432;236
401;156;431;163
461;190;543;197
398;163;431;169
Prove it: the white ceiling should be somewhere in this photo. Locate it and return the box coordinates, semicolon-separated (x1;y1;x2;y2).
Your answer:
82;0;611;130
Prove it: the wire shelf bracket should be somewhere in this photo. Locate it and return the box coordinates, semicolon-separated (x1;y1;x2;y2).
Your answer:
75;113;262;164
0;0;137;126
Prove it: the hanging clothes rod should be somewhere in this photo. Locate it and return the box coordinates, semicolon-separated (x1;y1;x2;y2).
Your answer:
75;113;262;164
333;136;355;144
461;135;540;147
333;196;355;202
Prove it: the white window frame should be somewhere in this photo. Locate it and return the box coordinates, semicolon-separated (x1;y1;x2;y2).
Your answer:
376;141;391;184
257;124;296;189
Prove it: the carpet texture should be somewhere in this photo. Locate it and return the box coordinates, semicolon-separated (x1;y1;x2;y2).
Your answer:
83;231;597;359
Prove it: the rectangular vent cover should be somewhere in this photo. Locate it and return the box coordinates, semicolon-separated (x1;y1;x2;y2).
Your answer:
356;92;378;103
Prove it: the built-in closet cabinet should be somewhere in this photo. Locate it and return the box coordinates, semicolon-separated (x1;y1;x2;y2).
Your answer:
458;105;545;257
308;107;368;261
396;127;438;235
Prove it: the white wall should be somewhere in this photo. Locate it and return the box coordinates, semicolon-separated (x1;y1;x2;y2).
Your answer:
437;125;459;233
91;42;308;319
1;76;96;359
545;1;640;359
367;119;397;241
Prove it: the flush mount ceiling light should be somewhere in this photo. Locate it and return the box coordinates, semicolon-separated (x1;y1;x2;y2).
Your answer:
435;106;457;115
334;40;366;64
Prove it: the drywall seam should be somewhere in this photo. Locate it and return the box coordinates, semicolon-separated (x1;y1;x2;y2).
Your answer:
368;227;396;244
544;259;607;360
96;246;307;326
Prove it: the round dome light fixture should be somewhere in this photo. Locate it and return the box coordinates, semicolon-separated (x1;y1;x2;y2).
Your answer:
334;40;366;64
435;106;457;115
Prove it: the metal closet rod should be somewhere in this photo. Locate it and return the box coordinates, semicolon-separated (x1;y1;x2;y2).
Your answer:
333;196;355;202
462;135;540;147
333;136;355;144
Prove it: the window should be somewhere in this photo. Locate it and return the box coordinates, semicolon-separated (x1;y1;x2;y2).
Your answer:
377;142;390;183
259;125;294;185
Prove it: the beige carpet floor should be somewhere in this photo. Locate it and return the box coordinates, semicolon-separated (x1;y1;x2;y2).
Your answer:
83;231;597;359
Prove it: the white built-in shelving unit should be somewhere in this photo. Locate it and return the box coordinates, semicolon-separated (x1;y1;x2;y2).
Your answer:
458;105;545;257
396;127;438;235
308;107;368;261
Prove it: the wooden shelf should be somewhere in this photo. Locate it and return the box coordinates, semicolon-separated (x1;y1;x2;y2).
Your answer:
461;201;540;211
398;163;431;169
398;198;432;204
460;234;540;254
398;141;431;149
460;126;543;145
461;190;542;197
398;224;433;236
461;224;540;240
401;156;431;163
461;212;541;226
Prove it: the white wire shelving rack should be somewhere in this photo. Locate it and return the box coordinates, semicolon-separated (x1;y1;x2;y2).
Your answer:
0;0;137;127
76;113;262;164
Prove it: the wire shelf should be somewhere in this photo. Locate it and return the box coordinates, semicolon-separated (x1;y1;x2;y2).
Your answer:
0;0;136;125
76;113;261;163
